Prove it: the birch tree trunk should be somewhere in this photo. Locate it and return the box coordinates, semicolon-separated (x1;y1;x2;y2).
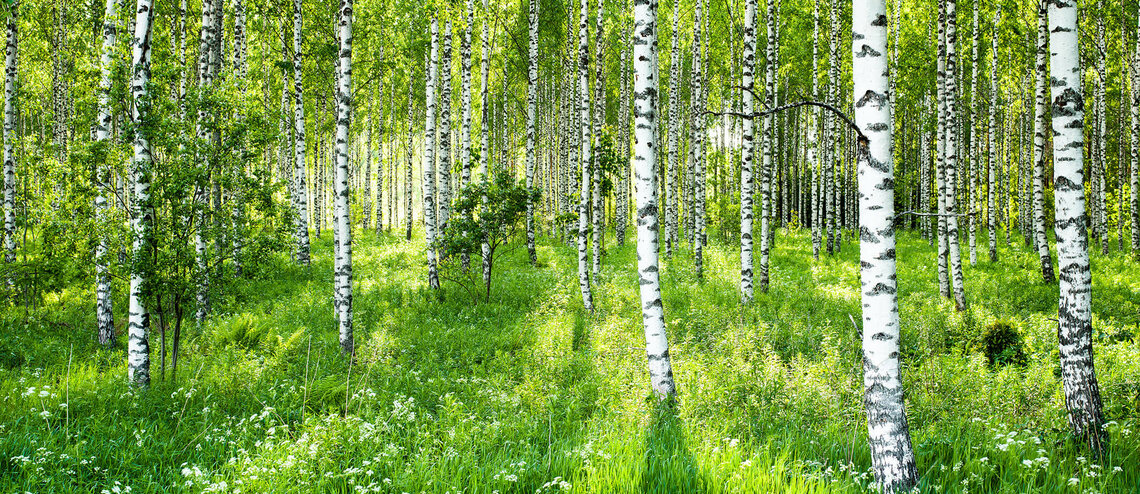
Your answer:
988;9;998;263
809;0;820;260
438;22;452;234
1132;13;1140;259
293;0;312;264
944;0;966;311
591;0;605;276
94;0;118;346
691;0;705;281
334;0;354;355
480;0;492;289
758;0;775;293
632;0;676;400
577;0;595;312
1049;0;1106;455
665;0;680;258
405;88;414;242
525;0;538;266
740;0;757;302
935;2;949;297
1032;3;1054;282
127;0;155;388
2;5;15;270
424;18;440;290
852;0;918;488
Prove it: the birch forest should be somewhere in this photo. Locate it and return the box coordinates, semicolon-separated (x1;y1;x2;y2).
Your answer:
3;0;1140;491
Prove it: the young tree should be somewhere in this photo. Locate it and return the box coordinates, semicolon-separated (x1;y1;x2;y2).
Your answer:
740;0;757;302
424;17;441;290
758;0;775;293
525;0;538;266
632;0;676;400
576;0;594;312
94;0;118;346
292;0;312;265
1031;3;1053;282
944;0;965;311
1049;0;1106;454
334;0;355;355
852;0;918;488
691;0;705;280
127;0;155;388
987;6;998;264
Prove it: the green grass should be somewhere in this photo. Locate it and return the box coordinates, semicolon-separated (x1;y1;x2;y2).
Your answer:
1;227;1138;493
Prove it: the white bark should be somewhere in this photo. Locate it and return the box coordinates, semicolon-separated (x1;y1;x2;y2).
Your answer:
293;0;312;264
577;0;594;312
1048;0;1105;454
632;0;676;400
334;0;354;355
852;0;918;489
128;0;155;388
526;0;538;266
1032;4;1054;282
740;0;757;302
95;0;118;346
424;18;440;290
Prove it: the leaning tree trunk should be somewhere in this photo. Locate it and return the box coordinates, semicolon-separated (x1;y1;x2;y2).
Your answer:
525;0;538;266
127;0;155;388
1048;0;1106;455
94;0;118;346
292;0;311;265
852;0;919;489
740;0;757;303
424;18;440;290
576;0;594;312
1031;4;1054;282
632;0;676;400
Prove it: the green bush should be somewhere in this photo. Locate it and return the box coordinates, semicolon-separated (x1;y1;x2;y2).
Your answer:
980;321;1027;367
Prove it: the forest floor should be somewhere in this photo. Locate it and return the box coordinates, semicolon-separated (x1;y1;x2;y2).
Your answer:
1;227;1138;493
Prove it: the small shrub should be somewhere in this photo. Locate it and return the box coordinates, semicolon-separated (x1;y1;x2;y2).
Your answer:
980;321;1027;367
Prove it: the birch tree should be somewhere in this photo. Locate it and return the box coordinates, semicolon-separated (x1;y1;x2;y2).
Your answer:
577;0;594;312
424;17;441;290
632;0;676;400
691;0;705;280
944;0;965;311
1048;0;1105;455
852;0;918;488
94;0;118;346
525;0;538;266
127;0;155;388
334;0;354;355
758;0;775;293
293;0;311;265
1031;3;1053;282
740;0;757;302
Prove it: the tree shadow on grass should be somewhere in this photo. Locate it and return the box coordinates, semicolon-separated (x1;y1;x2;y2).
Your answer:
641;399;703;493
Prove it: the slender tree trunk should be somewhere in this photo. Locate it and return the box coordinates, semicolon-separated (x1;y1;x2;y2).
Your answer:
691;0;705;281
1032;4;1054;282
665;0;680;258
988;13;998;263
809;0;820;260
1048;0;1106;455
936;2;949;297
438;23;452;234
292;0;311;264
525;0;538;266
577;0;594;312
424;19;440;290
758;0;775;293
632;0;676;400
967;7;978;267
853;0;919;489
944;0;965;311
740;0;757;302
1132;13;1140;259
480;0;493;290
94;0;118;346
405;88;414;242
592;0;605;276
127;0;155;388
334;0;354;355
